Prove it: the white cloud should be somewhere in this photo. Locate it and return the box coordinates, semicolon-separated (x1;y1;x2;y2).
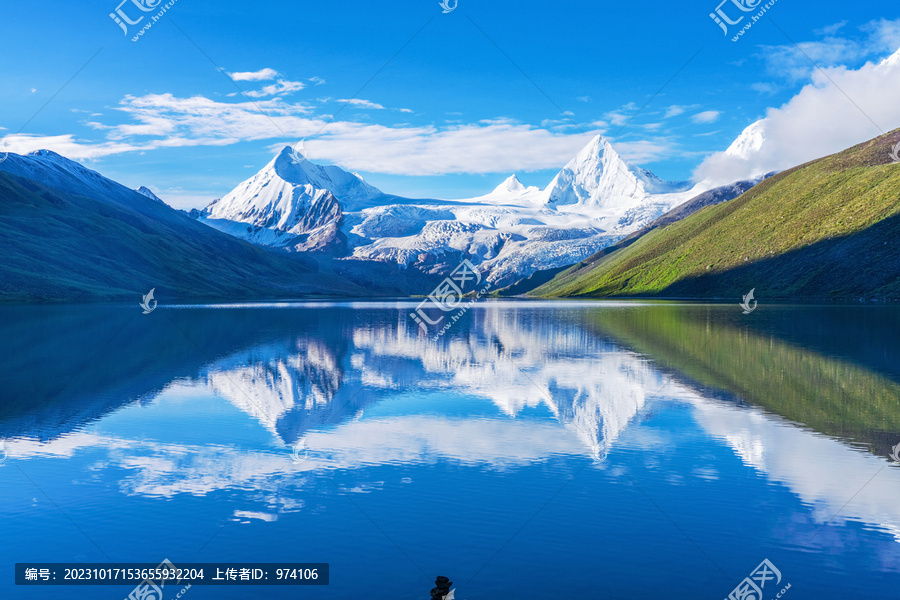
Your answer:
664;105;687;118
3;92;608;176
695;49;900;184
612;139;679;164
605;111;630;127
0;134;142;159
244;80;305;98
306;122;598;175
750;82;779;95
576;96;591;103
539;116;582;131
603;102;638;127
758;18;900;82
338;98;385;110
308;76;326;86
760;39;867;81
691;110;721;124
228;68;279;82
815;21;847;37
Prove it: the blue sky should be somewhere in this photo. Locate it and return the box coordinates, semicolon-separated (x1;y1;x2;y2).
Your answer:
1;0;899;207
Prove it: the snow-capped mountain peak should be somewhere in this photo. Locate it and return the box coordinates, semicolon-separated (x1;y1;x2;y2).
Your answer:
544;134;686;210
200;146;389;250
136;186;165;204
547;136;634;205
494;174;526;194
269;146;383;207
725;120;766;159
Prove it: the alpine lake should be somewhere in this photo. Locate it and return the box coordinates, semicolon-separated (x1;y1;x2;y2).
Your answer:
1;300;899;599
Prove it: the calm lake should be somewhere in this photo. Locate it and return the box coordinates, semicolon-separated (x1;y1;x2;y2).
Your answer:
1;301;899;599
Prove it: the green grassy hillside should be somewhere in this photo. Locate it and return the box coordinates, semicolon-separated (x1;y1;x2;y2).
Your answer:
533;129;900;299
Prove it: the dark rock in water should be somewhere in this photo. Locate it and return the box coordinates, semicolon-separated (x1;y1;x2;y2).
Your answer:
430;575;452;599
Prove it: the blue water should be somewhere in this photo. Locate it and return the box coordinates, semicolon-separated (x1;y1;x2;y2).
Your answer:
1;301;899;599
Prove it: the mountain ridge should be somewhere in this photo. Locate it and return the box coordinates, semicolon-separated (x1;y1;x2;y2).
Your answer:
0;151;386;301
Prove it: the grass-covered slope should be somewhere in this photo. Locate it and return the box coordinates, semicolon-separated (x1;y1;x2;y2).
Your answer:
533;129;900;299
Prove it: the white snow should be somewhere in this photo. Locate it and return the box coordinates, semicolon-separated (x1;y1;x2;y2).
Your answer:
724;120;766;160
136;186;166;204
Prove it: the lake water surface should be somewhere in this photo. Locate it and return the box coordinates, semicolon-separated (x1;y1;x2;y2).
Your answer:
2;301;900;599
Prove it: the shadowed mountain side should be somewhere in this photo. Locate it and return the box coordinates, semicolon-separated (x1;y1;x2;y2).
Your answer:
0;171;377;302
582;305;900;456
533;129;900;299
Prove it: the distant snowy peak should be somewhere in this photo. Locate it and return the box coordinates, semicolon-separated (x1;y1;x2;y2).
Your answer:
879;46;900;68
136;186;165;204
725;120;766;159
494;174;527;193
544;135;689;210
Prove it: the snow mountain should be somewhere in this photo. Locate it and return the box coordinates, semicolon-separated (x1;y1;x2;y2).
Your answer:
546;135;689;209
199;135;713;287
136;186;166;205
725;120;766;160
200;148;389;251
